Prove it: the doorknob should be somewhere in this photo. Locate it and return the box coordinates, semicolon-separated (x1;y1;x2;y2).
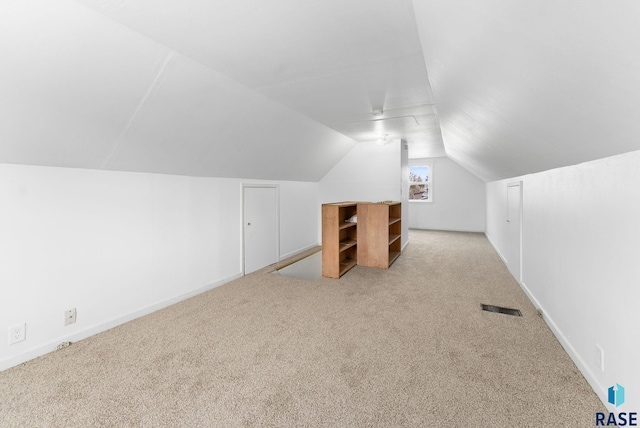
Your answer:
247;222;251;226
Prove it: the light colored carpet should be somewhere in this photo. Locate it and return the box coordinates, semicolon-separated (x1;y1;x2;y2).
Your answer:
0;230;603;427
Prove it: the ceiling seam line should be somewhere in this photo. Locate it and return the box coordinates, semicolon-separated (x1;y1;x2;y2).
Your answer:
100;50;174;169
252;50;428;90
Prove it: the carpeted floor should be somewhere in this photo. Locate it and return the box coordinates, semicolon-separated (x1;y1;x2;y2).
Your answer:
0;230;603;427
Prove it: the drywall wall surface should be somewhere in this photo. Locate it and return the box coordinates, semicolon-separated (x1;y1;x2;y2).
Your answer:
187;176;245;288
485;150;640;411
401;141;409;248
485;180;509;263
319;141;404;243
278;181;320;259
409;157;485;232
319;142;401;203
0;164;319;370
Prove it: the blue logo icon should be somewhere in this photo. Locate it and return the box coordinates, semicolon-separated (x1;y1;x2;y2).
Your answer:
608;383;625;407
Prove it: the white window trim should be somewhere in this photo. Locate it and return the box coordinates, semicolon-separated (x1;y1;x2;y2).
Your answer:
408;162;433;203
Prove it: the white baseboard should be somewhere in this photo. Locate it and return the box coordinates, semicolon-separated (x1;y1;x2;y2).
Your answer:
409;226;486;233
519;282;610;411
0;272;242;372
485;233;508;265
487;231;612;411
280;243;320;261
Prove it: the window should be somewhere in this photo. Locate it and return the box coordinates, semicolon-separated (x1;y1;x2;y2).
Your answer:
409;165;431;201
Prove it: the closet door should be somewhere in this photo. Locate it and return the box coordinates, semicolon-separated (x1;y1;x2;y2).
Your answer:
243;186;278;274
506;182;522;282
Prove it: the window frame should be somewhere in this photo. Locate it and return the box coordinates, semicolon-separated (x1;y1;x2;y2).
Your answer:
408;162;433;203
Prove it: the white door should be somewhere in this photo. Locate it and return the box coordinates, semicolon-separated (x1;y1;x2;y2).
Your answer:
506;182;522;282
243;186;278;274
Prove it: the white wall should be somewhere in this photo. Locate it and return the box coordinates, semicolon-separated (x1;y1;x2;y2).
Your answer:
485;150;640;412
318;141;407;247
279;180;320;259
0;164;319;370
409;157;485;232
319;141;402;203
401;141;409;249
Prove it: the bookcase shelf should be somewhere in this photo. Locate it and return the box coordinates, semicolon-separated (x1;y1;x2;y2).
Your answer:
339;222;357;230
388;234;401;246
322;201;402;278
357;202;402;269
322;202;358;278
339;239;357;251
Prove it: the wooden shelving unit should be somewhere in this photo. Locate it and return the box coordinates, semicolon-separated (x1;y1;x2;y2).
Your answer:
357;202;402;269
322;202;358;278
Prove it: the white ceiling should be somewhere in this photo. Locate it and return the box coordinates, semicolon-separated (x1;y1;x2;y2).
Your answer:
2;0;640;181
412;0;640;181
74;0;444;158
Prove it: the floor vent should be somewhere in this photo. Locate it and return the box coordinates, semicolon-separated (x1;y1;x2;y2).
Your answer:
481;304;522;317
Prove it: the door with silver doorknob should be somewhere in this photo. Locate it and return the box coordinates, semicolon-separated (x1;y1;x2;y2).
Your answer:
243;186;278;274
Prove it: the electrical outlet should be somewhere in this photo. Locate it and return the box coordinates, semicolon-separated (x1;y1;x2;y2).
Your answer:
596;344;604;372
65;308;77;326
8;323;26;345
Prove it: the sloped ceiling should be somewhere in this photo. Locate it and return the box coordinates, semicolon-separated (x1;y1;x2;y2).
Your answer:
2;0;640;182
0;0;356;181
74;0;444;158
412;0;640;181
0;0;442;182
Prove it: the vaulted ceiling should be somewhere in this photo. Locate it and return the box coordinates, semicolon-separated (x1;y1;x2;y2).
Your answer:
2;0;639;182
413;0;640;181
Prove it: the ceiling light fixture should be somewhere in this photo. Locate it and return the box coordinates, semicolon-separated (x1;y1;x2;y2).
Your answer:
372;108;383;117
376;134;389;146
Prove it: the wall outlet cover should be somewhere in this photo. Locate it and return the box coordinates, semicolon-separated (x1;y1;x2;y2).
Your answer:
65;308;77;326
8;323;26;345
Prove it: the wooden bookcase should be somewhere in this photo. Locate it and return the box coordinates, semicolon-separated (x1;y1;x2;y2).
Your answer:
322;202;358;278
357;202;402;269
